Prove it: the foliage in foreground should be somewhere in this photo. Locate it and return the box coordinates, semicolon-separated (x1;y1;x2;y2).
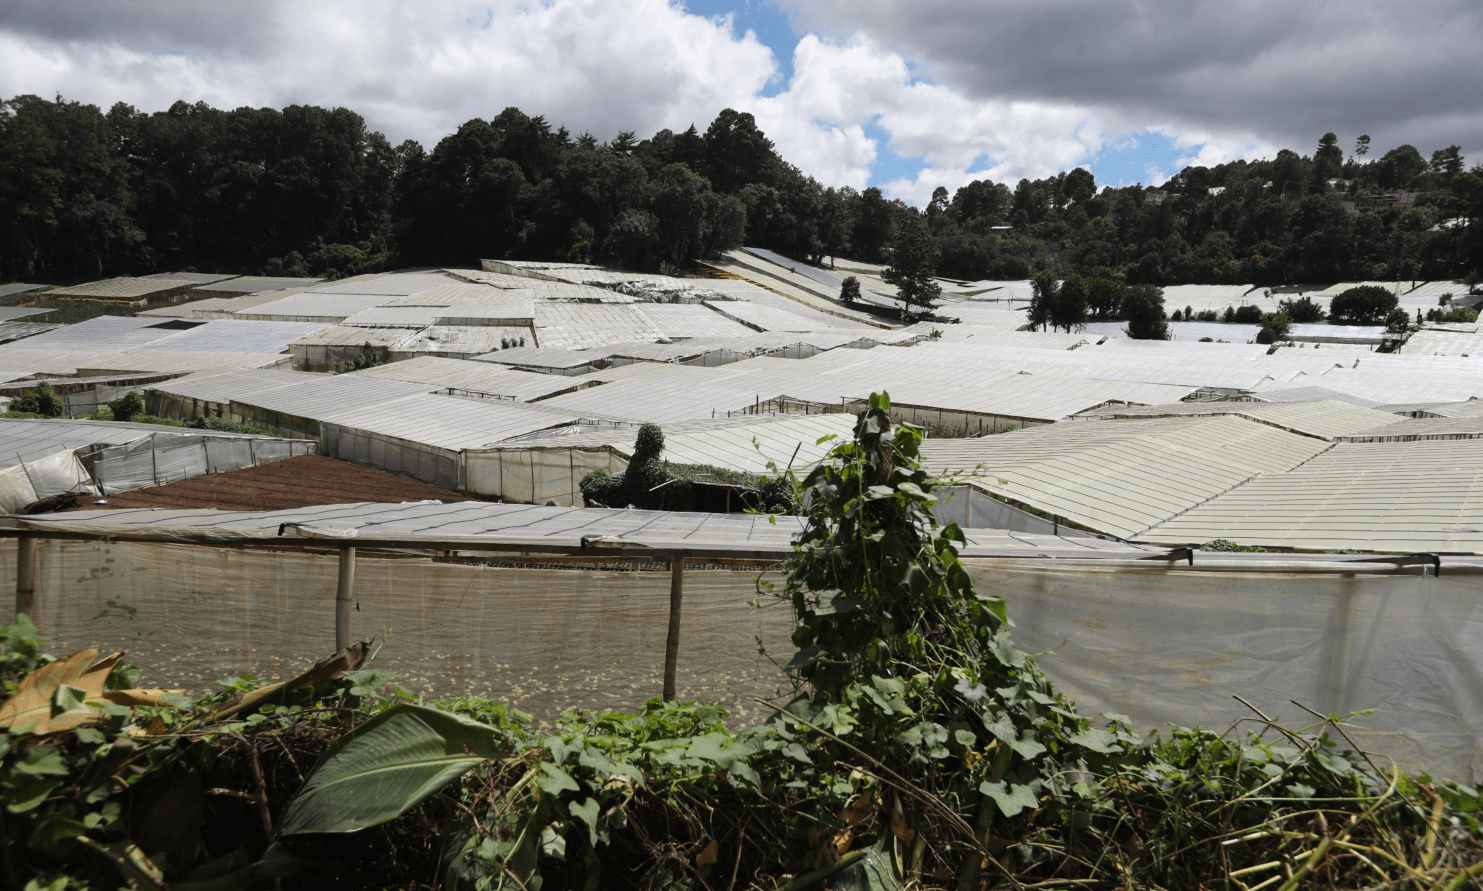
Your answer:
3;394;1483;890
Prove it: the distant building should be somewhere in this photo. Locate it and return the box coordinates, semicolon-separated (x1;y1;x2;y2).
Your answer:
1144;192;1167;205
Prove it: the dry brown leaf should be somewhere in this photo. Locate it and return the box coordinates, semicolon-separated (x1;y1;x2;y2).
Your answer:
832;827;853;856
892;818;916;844
102;689;188;708
0;649;125;734
696;838;719;867
210;640;371;723
842;790;875;826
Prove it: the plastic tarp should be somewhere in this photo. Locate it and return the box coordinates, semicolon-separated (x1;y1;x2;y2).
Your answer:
91;433;315;495
0;450;98;511
465;447;627;506
970;559;1483;784
322;424;460;490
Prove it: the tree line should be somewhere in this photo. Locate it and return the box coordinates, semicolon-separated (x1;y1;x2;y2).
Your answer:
1;95;1479;289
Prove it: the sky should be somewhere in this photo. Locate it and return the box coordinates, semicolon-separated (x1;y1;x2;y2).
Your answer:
1;0;1476;206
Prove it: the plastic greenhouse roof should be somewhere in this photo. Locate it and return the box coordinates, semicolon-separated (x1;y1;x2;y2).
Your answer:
704;300;824;332
533;304;665;350
192;276;323;294
310;273;453;296
1140;438;1483;553
1076;399;1404;440
320;393;580;449
0;283;46;299
636;304;756;339
505;412;856;473
919;415;1332;539
47;277;199;299
232;293;389;321
347;357;593;401
0;500;1178;560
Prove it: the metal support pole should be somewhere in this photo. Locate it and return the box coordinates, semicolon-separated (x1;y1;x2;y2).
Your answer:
16;534;39;629
335;546;356;651
663;556;684;701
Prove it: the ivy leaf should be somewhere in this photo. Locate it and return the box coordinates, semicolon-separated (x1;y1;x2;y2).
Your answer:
980;779;1038;818
537;763;581;797
569;797;601;847
1010;735;1047;761
1069;728;1122;754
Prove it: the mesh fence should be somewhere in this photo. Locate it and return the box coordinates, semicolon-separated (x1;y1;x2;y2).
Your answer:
0;539;795;729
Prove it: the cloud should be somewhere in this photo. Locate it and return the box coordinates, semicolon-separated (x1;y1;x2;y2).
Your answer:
778;0;1482;169
752;35;1115;202
0;0;778;148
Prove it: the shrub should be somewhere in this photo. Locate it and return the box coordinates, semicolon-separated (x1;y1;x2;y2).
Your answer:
579;423;688;509
1255;310;1291;344
341;342;389;372
1441;306;1479;323
10;381;65;418
186;416;279;436
106;390;146;423
1329;285;1399;324
839;275;861;302
1170;308;1182;321
1222;305;1236;322
1232;304;1263;324
1279;294;1326;322
1385;306;1412;332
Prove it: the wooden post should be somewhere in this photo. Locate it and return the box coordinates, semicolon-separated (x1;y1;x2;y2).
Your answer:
335;546;356;651
16;534;39;629
663;556;684;701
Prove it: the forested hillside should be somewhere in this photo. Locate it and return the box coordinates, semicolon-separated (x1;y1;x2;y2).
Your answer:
1;95;1478;286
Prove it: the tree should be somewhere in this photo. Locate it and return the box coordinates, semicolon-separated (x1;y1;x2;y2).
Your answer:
1431;145;1465;180
1026;270;1058;331
1329;285;1398;324
1085;276;1126;319
927;186;949;220
702;109;776;194
881;217;942;321
1123;284;1169;339
850;187;895;263
1315;133;1344;181
839;275;861;303
1355;134;1371;159
1053;274;1088;332
1377;145;1427;189
1384;307;1412;333
1064;167;1096;204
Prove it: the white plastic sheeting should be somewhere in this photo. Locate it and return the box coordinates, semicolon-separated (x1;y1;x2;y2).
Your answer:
0;450;97;511
465;446;627;506
976;558;1483;783
90;432;315;495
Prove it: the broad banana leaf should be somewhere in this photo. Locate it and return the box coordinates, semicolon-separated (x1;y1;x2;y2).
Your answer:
278;703;508;835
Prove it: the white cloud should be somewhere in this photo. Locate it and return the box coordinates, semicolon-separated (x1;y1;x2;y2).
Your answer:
0;0;777;147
